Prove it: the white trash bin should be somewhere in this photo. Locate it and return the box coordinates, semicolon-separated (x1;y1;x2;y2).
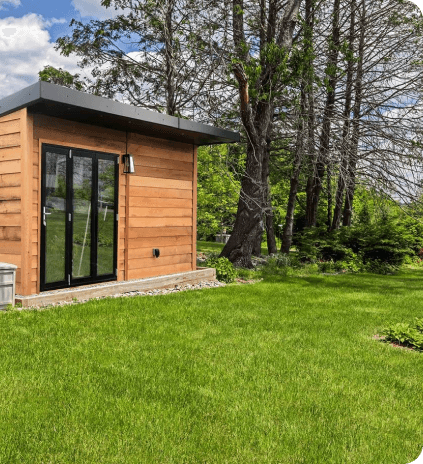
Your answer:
0;263;17;310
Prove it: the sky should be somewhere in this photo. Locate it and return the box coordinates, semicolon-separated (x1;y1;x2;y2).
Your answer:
0;0;422;100
0;0;122;98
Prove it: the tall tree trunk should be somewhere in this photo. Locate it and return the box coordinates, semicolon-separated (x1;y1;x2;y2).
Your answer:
220;0;301;267
282;0;314;249
305;0;341;227
331;0;356;230
327;162;332;228
281;84;306;253
252;232;263;256
343;0;365;227
263;134;277;255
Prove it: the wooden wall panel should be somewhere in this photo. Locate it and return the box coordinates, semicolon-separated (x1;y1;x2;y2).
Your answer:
127;132;196;278
128;262;192;281
0;110;23;294
192;146;197;271
20;109;34;295
17;113;199;293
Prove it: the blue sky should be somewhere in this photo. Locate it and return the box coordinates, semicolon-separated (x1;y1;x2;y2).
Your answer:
0;0;422;100
0;0;121;98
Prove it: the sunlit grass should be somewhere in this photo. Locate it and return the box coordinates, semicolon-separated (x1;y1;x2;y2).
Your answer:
1;270;423;463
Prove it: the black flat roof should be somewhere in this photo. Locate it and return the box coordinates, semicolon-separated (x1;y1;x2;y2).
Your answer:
0;82;240;146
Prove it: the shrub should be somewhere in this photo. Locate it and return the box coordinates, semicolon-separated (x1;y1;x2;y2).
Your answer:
318;260;335;273
364;260;399;275
204;256;237;283
296;212;416;269
381;319;423;350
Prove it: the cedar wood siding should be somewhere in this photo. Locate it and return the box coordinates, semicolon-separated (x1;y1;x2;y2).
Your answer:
28;114;196;295
0;108;33;295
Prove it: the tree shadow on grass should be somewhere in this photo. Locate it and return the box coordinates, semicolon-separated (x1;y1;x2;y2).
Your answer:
261;268;423;297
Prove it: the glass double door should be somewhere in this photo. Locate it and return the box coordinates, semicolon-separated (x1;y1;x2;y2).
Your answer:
41;144;118;291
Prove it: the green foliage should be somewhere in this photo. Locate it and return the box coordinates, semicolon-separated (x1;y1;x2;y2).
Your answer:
363;260;399;275
382;319;423;351
296;206;420;271
39;66;86;91
197;145;240;239
204;255;236;283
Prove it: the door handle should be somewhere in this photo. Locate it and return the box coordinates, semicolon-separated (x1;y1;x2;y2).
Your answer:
43;206;52;226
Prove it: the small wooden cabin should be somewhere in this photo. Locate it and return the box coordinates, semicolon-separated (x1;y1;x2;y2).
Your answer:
0;82;239;297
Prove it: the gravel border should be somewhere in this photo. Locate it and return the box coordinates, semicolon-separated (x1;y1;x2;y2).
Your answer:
13;280;226;310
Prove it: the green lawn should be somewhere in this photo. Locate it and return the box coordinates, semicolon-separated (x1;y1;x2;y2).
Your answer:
1;270;423;463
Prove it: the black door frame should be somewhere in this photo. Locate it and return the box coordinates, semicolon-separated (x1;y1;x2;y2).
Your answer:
40;143;119;292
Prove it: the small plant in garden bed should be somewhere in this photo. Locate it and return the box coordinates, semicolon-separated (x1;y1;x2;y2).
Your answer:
204;255;237;283
379;318;423;351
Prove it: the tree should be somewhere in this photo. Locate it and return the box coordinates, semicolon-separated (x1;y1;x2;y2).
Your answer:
49;0;223;117
218;0;302;267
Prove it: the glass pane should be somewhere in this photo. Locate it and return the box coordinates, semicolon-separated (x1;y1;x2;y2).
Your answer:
72;156;92;279
45;151;67;284
97;159;115;275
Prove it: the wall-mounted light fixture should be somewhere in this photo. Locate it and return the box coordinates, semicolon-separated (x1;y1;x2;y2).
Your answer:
122;154;135;174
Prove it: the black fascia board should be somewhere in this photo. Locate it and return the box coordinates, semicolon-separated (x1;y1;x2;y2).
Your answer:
0;82;240;145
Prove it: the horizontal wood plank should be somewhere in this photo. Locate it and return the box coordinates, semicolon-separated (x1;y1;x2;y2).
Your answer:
134;166;192;181
128;144;193;164
128;235;192;249
0;213;21;226
0;200;21;214
0;119;20;136
0;133;20;148
35;114;126;143
127;262;192;280
0;186;20;200
129;186;192;199
129;253;191;270
134;154;193;172
0;226;21;240
129;207;192;218
128;226;192;239
0;113;22;124
129;176;192;190
0;173;21;188
128;133;193;158
129;196;192;209
0;146;21;162
35;127;125;154
0;253;21;266
129;217;192;228
0;240;21;254
128;244;192;259
0;159;20;174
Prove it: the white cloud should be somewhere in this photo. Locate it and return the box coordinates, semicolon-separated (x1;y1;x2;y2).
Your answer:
0;0;20;11
0;14;85;98
71;0;122;20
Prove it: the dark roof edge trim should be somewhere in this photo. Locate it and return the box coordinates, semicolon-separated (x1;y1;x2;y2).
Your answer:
0;82;240;145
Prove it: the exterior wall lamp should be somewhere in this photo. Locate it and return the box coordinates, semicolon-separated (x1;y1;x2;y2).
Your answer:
122;154;135;174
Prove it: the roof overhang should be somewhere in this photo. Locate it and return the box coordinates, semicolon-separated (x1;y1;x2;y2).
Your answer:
0;82;240;146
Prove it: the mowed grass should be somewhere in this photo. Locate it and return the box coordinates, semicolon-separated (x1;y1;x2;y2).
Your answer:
1;271;423;463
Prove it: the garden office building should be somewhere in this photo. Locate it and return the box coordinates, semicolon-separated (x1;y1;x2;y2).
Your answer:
0;82;239;306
